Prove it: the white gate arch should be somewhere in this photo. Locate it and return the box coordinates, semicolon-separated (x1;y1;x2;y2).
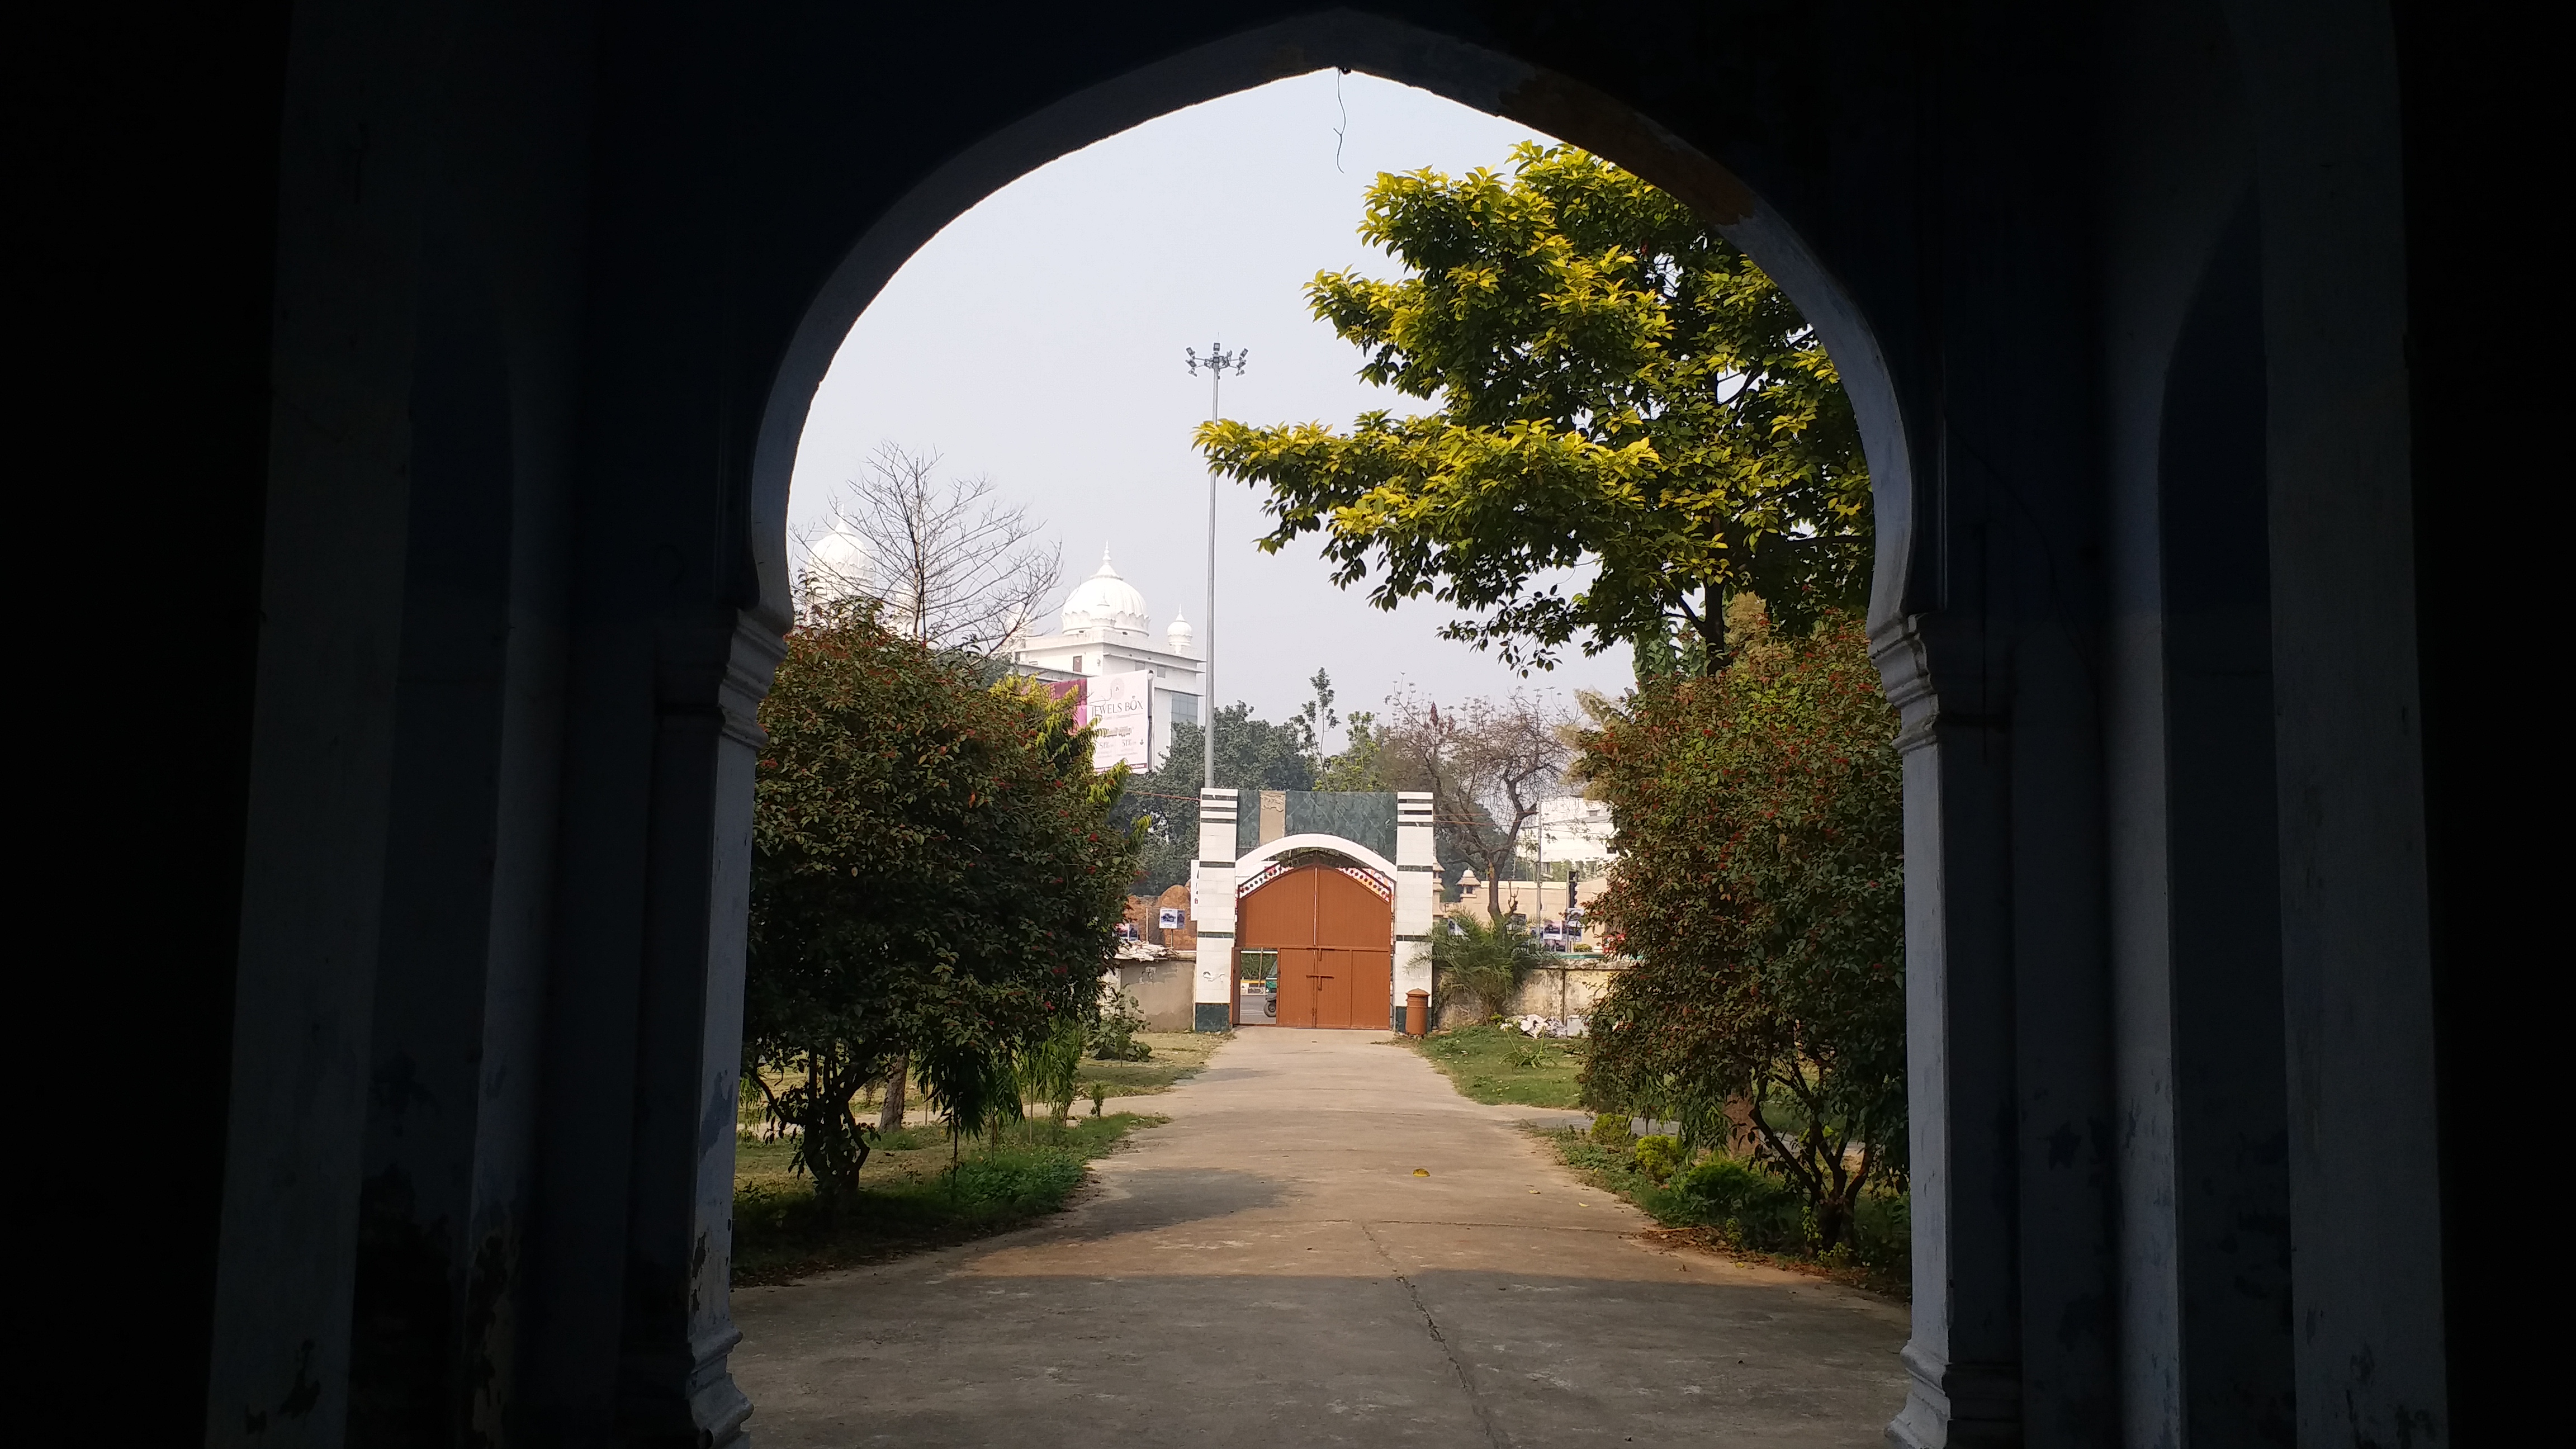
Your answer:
1190;791;1438;1031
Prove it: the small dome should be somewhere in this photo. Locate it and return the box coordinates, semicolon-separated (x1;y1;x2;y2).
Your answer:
1061;550;1148;636
1166;610;1194;652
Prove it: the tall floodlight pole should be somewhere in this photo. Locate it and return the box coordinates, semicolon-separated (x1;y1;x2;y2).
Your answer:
1185;344;1246;788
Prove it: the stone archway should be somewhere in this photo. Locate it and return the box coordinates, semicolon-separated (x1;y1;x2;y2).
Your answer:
131;3;2474;1445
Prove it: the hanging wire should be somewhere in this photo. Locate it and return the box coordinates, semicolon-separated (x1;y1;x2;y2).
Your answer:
1333;68;1350;173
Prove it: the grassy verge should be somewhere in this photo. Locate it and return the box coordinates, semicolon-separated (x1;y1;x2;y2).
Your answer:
1074;1029;1227;1097
733;1112;1162;1285
1406;1022;1587;1107
1538;1124;1910;1299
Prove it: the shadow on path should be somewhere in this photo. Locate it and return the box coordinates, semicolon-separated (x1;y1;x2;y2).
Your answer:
731;1029;1905;1447
1059;1166;1285;1238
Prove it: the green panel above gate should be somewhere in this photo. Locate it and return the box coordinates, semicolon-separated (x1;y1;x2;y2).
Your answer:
1231;789;1398;860
1285;791;1398;862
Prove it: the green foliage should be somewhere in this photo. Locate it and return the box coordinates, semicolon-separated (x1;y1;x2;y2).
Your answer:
1412;1021;1587;1107
1314;708;1388;792
1588;1111;1637;1149
1200;143;1868;671
1578;603;1904;1251
1673;1156;1807;1251
1845;1190;1911;1282
1020;1015;1087;1126
1286;669;1338;763
1549;1129;1908;1286
1087;989;1152;1062
1431;912;1550;1019
925;1024;1025;1151
1632;1134;1684;1185
744;602;1142;1213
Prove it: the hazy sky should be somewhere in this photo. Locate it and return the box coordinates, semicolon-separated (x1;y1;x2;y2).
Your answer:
786;71;1632;751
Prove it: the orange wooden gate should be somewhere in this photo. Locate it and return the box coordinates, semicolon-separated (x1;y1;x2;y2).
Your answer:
1236;865;1393;1029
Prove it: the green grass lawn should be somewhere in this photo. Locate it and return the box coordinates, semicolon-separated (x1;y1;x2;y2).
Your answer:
732;1111;1162;1284
1407;1022;1588;1107
1073;1029;1227;1097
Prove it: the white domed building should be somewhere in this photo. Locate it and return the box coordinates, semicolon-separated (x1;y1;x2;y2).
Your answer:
1007;550;1202;767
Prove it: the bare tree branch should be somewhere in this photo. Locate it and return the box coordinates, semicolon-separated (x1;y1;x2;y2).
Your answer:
791;442;1062;654
1376;690;1570;915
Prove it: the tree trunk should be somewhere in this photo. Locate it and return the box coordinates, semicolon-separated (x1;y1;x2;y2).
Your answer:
1694;592;1724;676
1722;1096;1758;1158
879;1052;908;1130
1815;1190;1852;1253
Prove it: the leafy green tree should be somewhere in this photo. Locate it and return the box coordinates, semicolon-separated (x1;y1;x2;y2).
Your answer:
1197;702;1320;790
1575;602;1903;1251
1111;699;1323;895
1108;756;1199;899
1313;707;1388;792
745;602;1138;1213
1199;144;1867;672
1287;669;1339;763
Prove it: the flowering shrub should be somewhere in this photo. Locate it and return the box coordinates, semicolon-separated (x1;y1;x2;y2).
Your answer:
1576;603;1903;1252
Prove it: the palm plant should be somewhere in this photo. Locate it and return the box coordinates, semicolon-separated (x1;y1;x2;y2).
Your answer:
1431;912;1549;1021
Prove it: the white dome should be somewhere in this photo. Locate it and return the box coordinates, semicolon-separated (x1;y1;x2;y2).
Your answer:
1166;610;1194;653
802;515;870;599
1060;550;1149;636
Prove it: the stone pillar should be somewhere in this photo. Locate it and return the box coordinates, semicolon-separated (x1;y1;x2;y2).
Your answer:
612;614;779;1447
1393;792;1437;1032
1191;787;1238;1031
1877;617;2025;1449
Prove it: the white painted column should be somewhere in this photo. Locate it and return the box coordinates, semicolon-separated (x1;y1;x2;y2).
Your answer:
1394;791;1437;1030
1191;787;1238;1031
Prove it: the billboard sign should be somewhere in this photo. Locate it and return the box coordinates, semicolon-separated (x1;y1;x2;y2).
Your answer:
1086;671;1152;771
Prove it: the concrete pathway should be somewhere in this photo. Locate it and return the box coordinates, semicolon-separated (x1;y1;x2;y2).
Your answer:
730;1029;1908;1447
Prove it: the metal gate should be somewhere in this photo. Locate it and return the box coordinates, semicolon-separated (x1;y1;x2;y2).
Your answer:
1234;864;1393;1029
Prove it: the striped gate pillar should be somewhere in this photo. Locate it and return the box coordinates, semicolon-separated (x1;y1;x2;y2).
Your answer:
1189;787;1238;1032
1394;792;1437;1030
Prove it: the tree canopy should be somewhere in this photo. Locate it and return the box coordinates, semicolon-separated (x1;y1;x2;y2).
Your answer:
1575;602;1903;1250
746;602;1137;1208
1199;144;1868;672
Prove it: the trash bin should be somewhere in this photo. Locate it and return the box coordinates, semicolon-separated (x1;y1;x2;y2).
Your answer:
1405;988;1429;1036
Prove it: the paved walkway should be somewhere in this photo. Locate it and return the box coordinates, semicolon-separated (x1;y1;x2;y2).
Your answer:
730;1029;1908;1447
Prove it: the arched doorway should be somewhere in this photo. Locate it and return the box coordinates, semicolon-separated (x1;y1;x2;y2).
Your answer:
1235;864;1393;1029
741;16;1930;1440
155;3;2473;1445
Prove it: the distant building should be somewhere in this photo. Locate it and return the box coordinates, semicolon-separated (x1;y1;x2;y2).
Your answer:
1537;797;1616;865
1007;550;1202;767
